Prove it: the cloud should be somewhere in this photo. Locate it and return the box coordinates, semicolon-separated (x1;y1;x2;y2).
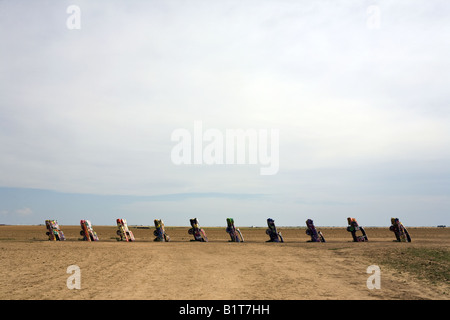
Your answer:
15;207;33;216
0;1;449;226
0;207;33;218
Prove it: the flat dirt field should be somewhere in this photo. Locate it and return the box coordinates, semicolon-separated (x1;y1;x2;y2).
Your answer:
0;225;448;300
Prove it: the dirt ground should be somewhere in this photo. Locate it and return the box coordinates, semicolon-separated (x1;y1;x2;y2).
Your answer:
0;225;448;300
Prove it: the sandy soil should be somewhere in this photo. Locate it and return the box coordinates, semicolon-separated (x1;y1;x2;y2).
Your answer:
0;225;448;300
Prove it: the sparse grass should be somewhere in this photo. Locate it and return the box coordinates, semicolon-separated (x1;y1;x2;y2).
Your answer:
376;247;450;285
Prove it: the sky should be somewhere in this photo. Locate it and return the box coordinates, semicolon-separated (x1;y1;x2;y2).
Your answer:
0;0;449;227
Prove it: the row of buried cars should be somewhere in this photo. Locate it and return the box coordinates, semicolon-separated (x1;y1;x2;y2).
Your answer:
44;217;412;243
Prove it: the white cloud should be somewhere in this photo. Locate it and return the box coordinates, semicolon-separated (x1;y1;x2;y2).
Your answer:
0;0;449;203
0;208;33;217
15;207;33;216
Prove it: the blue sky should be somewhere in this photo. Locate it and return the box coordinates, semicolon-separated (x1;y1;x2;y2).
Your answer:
1;1;449;227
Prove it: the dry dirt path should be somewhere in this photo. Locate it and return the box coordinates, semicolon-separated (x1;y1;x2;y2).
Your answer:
1;227;448;300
